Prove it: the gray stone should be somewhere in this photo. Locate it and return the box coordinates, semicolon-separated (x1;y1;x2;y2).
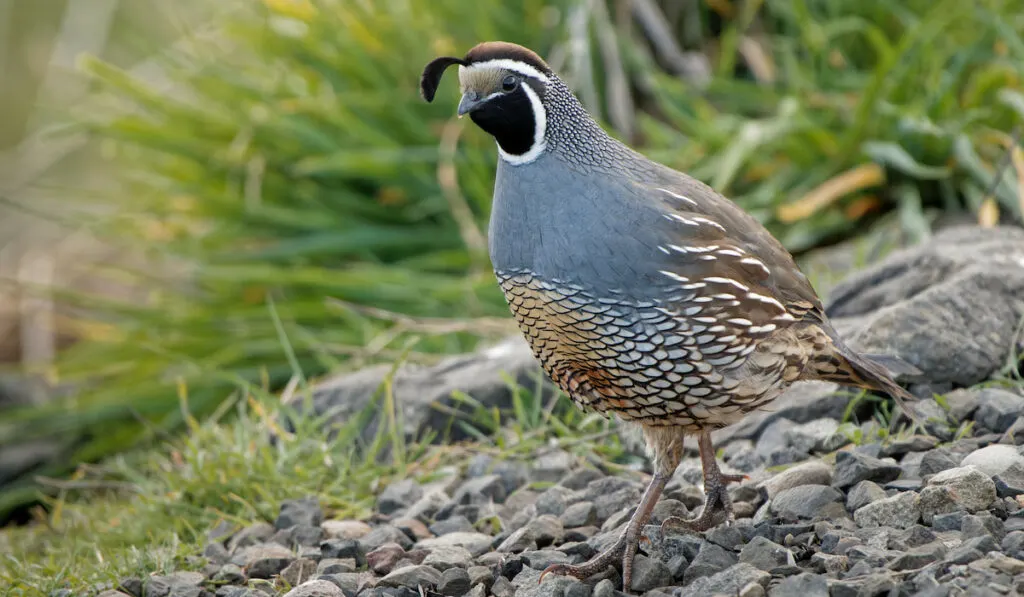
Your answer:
919;449;960;476
919;466;996;523
880;435;938;458
453;474;507;506
403;490;449;522
214;588;259;597
321;520;371;541
982;552;1024;575
303;336;558;447
558;469;604;491
767;573;828;597
320;539;365;566
810;552;848;574
846;481;887;511
683;542;738;583
282;525;323;548
770;485;846;521
365;543;406;575
437;568;471;597
282;580;343;597
213;564;246;584
824;225;1024;388
713;383;849;449
1000;416;1024;445
629;554;672;593
422;545;473;570
993;463;1024;497
560;502;597;528
888;542;946;570
466;454;529;495
854;491;921;529
228;523;275;552
931;511;966;532
594;488;642;522
429;514;473;536
962;513;1005;541
758;460;833;498
467;565;493;588
245;544;295;579
683;563;770;596
359;525;413;552
888;525;937;550
532;450;576;484
496;527;535;553
511;567;572;597
961;444;1024;477
281;558;317;586
521;550;570;570
592;579;623;597
316;559;355;575
377;480;423;515
1001;530;1024;556
276;497;324;530
729;447;766;473
535;486;574;517
203;542;230;565
315;573;363;595
975;389;1024;433
117;573;143;597
785;418;849;454
942;388;983;422
831;451;903;490
739;536;795;571
376;565;443;589
706;524;747;550
491;577;515;597
755;419;800;455
416;532;493;557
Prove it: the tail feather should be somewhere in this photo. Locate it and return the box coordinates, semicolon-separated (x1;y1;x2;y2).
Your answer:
825;349;922;426
859;353;923;378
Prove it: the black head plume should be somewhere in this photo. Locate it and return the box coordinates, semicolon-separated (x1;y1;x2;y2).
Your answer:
420;56;468;102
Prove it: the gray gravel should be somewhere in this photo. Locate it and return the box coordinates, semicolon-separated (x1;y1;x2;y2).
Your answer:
105;387;1024;597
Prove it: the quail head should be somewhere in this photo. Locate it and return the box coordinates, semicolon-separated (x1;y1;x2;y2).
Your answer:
420;41;918;592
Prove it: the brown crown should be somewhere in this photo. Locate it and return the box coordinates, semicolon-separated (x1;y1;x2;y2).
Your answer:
464;41;551;74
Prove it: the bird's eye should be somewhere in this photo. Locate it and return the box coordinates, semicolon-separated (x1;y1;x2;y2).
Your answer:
501;75;518;92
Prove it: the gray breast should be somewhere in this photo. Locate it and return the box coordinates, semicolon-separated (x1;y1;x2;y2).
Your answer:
488;153;674;298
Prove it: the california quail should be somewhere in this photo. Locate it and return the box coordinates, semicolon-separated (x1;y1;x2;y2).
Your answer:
420;41;918;592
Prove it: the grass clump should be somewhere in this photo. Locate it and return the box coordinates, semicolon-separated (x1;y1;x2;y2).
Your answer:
0;372;622;595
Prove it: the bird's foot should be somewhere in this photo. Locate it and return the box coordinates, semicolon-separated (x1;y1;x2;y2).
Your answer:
661;472;748;533
540;531;629;583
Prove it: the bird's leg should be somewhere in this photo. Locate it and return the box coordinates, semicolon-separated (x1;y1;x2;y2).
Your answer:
540;471;670;591
661;430;747;533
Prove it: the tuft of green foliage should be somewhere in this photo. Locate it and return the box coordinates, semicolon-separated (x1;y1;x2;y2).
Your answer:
3;0;1024;516
0;372;621;595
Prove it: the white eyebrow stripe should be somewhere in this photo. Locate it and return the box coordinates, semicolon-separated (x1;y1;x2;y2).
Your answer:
461;59;551;82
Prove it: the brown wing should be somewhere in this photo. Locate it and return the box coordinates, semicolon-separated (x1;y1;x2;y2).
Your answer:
641;175;824;324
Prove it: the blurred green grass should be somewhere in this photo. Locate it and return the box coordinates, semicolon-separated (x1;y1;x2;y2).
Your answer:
2;0;1024;518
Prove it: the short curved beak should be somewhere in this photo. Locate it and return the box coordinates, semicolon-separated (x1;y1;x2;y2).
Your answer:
457;91;482;117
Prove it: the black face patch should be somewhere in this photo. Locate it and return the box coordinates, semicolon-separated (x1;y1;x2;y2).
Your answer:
469;81;542;157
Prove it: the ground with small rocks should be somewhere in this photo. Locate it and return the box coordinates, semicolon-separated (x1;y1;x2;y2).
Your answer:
90;382;1024;597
